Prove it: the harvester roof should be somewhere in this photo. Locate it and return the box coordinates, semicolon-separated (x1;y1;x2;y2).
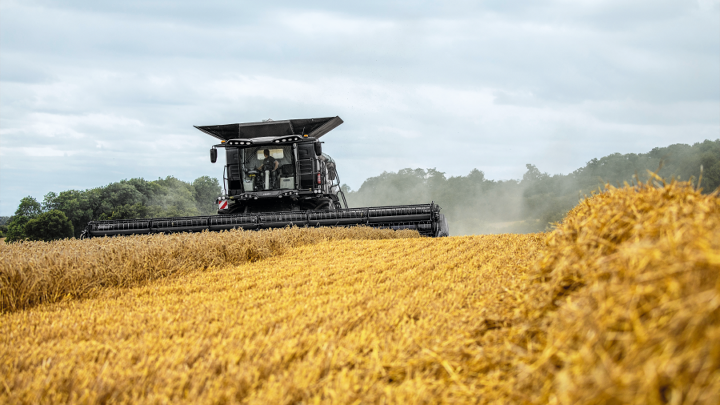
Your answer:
195;116;343;141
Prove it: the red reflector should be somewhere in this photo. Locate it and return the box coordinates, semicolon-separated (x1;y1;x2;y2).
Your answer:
317;173;321;184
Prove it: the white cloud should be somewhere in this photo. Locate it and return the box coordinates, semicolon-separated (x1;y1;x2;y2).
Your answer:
0;0;718;215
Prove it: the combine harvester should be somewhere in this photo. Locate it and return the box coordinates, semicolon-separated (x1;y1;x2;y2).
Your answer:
81;117;449;239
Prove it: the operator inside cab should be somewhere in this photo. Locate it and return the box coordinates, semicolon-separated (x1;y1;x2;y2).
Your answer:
257;149;279;172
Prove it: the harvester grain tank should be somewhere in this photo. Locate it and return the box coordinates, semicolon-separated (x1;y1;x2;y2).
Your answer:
81;117;449;238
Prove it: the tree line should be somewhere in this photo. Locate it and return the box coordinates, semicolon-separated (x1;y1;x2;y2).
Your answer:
2;139;717;241
2;176;221;242
344;139;720;235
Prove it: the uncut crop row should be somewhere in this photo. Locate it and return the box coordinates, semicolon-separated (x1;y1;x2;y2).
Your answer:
0;226;418;313
1;179;719;404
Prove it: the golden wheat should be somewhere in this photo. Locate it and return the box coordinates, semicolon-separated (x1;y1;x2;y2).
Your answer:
1;233;545;403
517;178;720;404
1;179;718;404
0;226;418;313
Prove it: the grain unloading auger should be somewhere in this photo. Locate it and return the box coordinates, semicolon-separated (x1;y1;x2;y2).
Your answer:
80;117;450;239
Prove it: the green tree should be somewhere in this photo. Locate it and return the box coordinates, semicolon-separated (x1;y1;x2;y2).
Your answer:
4;196;43;243
15;196;42;217
192;176;222;215
148;176;200;217
521;164;548;184
99;182;145;213
42;191;58;211
44;189;103;238
5;216;30;243
24;210;74;242
97;203;149;221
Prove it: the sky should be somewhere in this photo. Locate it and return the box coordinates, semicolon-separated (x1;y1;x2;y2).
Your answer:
1;0;719;215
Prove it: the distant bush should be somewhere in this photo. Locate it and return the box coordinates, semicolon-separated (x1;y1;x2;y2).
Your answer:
4;196;44;243
4;217;30;243
24;210;74;242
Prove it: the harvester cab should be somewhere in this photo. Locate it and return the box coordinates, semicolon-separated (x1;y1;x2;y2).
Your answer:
197;117;347;214
80;116;450;239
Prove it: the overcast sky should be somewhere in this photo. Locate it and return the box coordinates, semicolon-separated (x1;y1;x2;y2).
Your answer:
1;0;718;215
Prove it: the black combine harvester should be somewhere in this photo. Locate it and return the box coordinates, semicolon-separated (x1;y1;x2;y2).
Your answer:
80;117;449;239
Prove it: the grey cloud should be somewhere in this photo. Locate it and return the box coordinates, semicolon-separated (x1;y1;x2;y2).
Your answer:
1;0;718;214
4;2;716;102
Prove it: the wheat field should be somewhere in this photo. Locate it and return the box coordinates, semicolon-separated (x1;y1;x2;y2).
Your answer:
0;226;418;313
1;179;718;404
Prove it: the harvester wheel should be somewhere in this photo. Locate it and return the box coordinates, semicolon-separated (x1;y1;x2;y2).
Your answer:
315;201;331;211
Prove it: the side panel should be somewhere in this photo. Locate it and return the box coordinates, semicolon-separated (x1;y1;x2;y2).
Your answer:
226;148;242;195
297;143;315;189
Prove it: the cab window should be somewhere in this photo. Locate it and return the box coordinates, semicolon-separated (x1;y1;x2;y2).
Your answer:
256;149;284;160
